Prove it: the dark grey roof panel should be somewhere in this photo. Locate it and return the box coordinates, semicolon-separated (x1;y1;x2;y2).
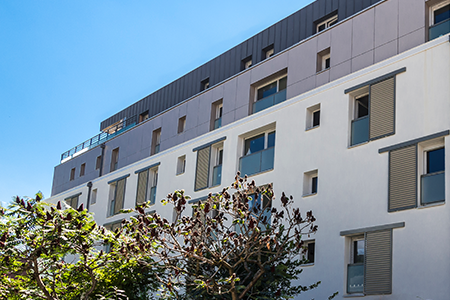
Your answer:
100;0;384;131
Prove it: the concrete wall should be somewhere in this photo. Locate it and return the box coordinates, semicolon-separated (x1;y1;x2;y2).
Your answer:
47;35;450;299
52;0;429;196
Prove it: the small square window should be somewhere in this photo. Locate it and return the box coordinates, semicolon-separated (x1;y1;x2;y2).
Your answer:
178;116;186;134
79;163;86;177
70;168;75;181
201;78;210;91
303;169;318;197
241;56;252;71
262;45;274;61
317;48;331;73
177;155;186;175
306;104;321;130
139;111;149;123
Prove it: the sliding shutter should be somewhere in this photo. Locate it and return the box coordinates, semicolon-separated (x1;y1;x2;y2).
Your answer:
195;147;211;191
364;229;392;295
370;77;395;140
136;170;149;205
114;178;126;214
389;145;417;211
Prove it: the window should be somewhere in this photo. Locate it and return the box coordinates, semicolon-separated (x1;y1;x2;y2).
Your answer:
152;128;161;155
241;56;252;71
306;104;321;130
178;116;186;134
239;128;275;176
235;185;272;234
96;155;102;170
303;169;318;196
316;48;330;72
201;78;210;91
429;1;450;40
262;45;274;60
346;69;406;146
110;148;119;172
65;194;79;209
91;188;97;205
139;111;149;123
253;75;287;114
302;240;315;264
104;221;122;252
177;155;186;175
380;131;448;212
316;14;338;33
108;176;128;216
136;164;159;206
341;223;405;296
194;137;225;191
70;168;75;181
211;100;223;130
79;163;86;177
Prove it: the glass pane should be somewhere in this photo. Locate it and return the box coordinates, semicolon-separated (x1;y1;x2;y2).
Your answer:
356;95;369;118
268;132;276;148
253;95;275;114
427;148;445;173
212;165;222;186
214;117;222;129
150;186;157;205
239;151;262;176
313;110;320;127
273;89;287;105
434;5;450;24
351;116;369;145
257;82;277;100
279;77;287;91
318;23;325;32
261;147;275;172
429;19;450;40
245;134;265;155
311;176;318;194
421;172;445;204
353;240;365;264
307;243;315;263
347;264;364;294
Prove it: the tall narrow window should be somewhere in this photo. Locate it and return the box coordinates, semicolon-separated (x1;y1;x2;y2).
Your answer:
201;78;210;91
421;147;445;205
152;128;161;155
70;168;75;181
178;116;186;134
211;100;223;130
136;164;159;206
303;240;315;264
79;163;86;177
108;176;127;216
91;189;97;205
96;156;102;170
110;148;119;172
212;146;223;186
177;155;186;175
194;138;225;191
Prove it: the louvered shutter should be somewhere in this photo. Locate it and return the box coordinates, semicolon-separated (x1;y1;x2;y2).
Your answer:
195;147;211;191
136;170;149;205
114;178;126;214
370;77;395;140
389;145;417;211
364;229;392;295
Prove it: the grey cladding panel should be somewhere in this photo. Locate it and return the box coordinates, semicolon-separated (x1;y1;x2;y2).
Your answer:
195;147;211;191
370;77;395;140
389;145;417;211
364;229;392;295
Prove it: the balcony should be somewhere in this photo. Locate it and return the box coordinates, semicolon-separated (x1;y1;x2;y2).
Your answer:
421;171;445;205
149;186;157;205
252;89;287;114
212;165;222;186
214;117;222;130
239;147;274;176
429;19;450;41
60;115;137;163
351;116;369;146
347;264;364;294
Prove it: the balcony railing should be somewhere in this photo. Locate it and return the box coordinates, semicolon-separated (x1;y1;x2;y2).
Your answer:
149;186;157;205
252;89;287;114
60;115;137;163
429;19;450;41
239;147;274;176
347;264;364;294
214;117;222;130
212;164;222;186
421;171;445;205
351;116;369;146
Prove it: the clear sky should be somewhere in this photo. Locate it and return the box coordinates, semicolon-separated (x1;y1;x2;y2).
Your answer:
0;0;313;206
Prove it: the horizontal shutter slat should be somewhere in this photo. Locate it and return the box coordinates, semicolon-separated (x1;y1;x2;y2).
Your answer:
195;147;211;190
389;145;417;211
364;229;392;295
370;77;395;140
114;178;126;214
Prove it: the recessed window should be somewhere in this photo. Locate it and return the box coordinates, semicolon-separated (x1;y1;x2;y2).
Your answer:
194;139;225;191
303;240;315;264
65;194;79;209
91;188;97;205
177;155;186;175
317;48;331;72
421;146;445;205
212;146;223;186
136;166;158;206
239;129;275;177
178;116;186;134
347;236;365;294
241;56;252;71
152;128;161;155
262;45;274;61
70;168;75;181
306;104;321;130
316;14;338;33
351;93;370;146
110;148;119;172
109;177;127;216
96;156;102;170
139;111;149;123
79;163;86;177
201;78;210;91
253;75;287;114
303;169;318;197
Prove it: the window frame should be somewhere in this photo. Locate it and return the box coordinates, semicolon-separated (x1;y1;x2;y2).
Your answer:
429;0;450;26
135;165;159;206
316;14;338;33
79;163;86;177
177;155;186;175
70;168;75;181
303;169;318;197
302;240;316;265
254;75;287;103
152;128;161;155
110;148;119;172
419;140;445;206
178;116;186;134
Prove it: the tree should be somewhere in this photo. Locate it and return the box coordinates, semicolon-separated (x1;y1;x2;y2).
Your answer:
0;194;158;300
122;173;336;300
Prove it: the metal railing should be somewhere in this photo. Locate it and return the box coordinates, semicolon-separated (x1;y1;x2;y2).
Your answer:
351;116;369;146
239;147;275;176
421;171;445;205
429;19;450;41
252;89;287;114
347;264;364;294
60;115;137;163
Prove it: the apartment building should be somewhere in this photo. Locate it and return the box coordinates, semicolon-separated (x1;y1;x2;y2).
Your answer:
46;0;450;298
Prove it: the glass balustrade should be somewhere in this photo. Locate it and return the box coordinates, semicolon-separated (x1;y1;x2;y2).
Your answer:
212;165;222;186
421;172;445;204
429;19;450;41
252;89;287;114
149;186;157;205
351;116;369;146
239;147;274;176
347;264;364;294
214;117;222;130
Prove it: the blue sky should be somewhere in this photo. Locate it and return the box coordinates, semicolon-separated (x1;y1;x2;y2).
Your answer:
0;0;312;206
